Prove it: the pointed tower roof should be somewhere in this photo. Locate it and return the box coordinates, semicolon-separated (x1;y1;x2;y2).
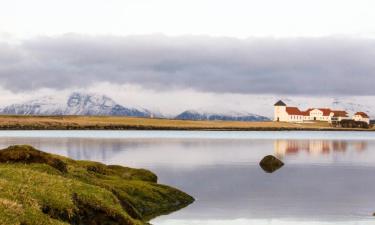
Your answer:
274;100;286;106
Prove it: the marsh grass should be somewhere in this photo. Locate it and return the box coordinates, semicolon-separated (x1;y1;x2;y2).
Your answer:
0;115;372;130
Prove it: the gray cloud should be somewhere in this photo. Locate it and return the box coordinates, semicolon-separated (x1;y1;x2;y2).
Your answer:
0;34;375;95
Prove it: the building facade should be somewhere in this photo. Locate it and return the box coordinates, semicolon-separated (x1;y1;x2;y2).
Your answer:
353;112;370;124
273;100;369;124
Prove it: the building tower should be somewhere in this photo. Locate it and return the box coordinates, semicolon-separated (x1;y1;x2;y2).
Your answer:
274;100;287;122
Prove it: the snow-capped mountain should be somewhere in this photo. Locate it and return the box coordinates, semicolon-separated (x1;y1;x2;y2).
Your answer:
64;92;151;116
175;110;270;121
0;92;151;117
0;96;65;115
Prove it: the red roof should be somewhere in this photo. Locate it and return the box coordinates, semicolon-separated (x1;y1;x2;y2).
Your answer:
284;106;351;117
300;108;333;116
355;112;369;118
331;110;348;117
318;108;332;116
302;108;314;116
286;107;352;118
286;107;304;115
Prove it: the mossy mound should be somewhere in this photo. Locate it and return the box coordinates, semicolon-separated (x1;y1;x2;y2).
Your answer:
0;145;68;172
0;145;194;225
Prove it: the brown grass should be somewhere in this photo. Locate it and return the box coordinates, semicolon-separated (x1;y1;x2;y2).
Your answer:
0;115;372;131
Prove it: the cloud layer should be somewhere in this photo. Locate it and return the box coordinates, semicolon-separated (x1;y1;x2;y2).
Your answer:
0;34;375;95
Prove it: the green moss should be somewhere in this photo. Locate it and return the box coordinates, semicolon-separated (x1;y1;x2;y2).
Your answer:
0;145;194;225
0;145;68;172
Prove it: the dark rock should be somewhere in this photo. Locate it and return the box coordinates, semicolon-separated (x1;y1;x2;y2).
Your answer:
259;155;284;173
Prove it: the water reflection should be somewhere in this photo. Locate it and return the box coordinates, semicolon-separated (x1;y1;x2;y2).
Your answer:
0;137;371;167
0;131;374;225
274;140;368;158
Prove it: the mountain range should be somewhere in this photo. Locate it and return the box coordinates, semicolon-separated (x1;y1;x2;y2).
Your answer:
175;110;270;121
0;92;151;118
0;92;269;121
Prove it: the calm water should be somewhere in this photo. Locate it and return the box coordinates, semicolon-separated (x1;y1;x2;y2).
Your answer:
0;130;375;225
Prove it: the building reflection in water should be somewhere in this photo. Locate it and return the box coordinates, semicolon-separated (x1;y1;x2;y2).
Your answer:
274;139;367;158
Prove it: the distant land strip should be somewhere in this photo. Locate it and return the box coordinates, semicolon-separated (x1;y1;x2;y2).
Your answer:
0;115;373;131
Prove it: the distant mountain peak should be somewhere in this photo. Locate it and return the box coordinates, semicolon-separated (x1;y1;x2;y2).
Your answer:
0;92;151;117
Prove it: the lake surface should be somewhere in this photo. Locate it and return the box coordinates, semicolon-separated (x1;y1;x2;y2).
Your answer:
0;130;375;225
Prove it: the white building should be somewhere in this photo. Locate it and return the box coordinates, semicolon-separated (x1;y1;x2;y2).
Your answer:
306;108;333;121
274;100;305;122
274;100;351;123
353;112;370;124
329;110;350;123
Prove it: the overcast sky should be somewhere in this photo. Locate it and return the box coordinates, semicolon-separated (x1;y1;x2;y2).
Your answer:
2;0;375;38
1;34;375;95
0;0;374;111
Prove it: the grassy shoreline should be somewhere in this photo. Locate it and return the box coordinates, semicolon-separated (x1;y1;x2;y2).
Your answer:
0;115;373;131
0;145;194;225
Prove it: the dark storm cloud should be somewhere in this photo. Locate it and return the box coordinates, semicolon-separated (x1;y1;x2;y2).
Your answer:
0;34;375;95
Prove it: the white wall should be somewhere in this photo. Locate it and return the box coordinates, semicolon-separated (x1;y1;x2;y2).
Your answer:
274;105;288;121
353;115;370;124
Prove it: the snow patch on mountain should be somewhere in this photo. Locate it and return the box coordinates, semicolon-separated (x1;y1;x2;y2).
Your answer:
0;92;151;117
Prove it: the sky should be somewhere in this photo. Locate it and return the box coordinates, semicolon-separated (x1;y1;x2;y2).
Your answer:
0;0;375;114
